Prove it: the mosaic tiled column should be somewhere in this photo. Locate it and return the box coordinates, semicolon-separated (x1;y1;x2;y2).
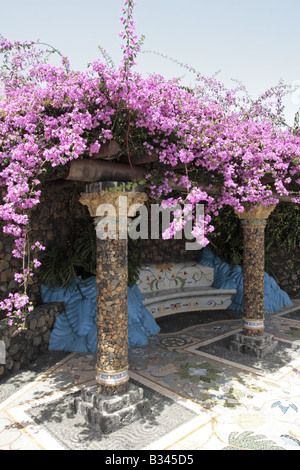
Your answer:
237;204;276;337
230;204;279;358
79;186;147;396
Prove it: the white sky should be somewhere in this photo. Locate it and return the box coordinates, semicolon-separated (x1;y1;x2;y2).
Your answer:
1;0;300;125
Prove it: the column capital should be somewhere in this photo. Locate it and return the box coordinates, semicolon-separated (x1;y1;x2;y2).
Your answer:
235;204;276;222
79;190;148;218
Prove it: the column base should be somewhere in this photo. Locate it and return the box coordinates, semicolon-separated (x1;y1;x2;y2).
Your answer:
97;382;128;396
230;332;278;359
74;383;150;434
95;368;129;396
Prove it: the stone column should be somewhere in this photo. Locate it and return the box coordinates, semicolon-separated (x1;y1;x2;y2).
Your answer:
79;184;147;396
230;204;278;358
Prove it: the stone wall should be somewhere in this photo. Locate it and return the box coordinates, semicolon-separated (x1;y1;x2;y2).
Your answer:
269;246;300;298
139;237;199;264
0;181;86;377
0;302;64;379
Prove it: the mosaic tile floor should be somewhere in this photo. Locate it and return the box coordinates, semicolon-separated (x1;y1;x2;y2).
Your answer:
1;301;300;451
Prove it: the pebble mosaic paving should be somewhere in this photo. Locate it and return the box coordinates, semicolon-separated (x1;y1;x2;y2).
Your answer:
1;301;300;450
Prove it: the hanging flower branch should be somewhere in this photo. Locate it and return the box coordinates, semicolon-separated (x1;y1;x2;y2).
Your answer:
120;0;140;71
0;0;299;326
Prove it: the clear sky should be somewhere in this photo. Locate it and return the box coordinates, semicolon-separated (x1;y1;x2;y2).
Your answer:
1;0;299;125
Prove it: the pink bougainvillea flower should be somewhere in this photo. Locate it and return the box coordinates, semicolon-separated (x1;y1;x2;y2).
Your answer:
0;0;299;320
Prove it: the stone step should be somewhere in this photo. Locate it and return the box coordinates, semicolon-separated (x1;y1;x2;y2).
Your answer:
230;332;278;359
74;383;150;434
79;383;144;413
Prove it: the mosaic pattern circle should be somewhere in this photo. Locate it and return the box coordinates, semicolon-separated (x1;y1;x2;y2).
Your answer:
160;337;187;347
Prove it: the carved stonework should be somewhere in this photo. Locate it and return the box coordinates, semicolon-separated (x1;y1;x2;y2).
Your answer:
79;191;148;218
236;204;276;221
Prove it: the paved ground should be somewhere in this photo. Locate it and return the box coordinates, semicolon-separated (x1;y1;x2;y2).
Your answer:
1;301;300;451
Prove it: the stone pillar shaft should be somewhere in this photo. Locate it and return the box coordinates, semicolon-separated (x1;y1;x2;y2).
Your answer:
241;219;266;336
95;234;129;395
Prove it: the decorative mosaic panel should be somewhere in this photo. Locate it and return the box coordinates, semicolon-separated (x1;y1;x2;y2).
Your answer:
137;262;214;295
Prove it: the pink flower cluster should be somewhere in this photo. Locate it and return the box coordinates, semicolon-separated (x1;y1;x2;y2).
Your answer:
0;292;33;328
0;0;299;321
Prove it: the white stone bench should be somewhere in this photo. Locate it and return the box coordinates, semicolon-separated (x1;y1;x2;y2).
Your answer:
137;262;236;318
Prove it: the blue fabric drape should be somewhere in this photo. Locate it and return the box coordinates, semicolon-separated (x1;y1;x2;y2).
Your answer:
42;277;160;353
198;247;293;312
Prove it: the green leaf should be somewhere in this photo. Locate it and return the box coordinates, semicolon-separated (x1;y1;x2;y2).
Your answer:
223;431;285;450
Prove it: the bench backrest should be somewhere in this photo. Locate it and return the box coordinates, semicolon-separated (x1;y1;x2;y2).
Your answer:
137;262;214;295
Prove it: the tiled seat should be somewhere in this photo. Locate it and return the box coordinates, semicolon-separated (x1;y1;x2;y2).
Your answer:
137;262;236;318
